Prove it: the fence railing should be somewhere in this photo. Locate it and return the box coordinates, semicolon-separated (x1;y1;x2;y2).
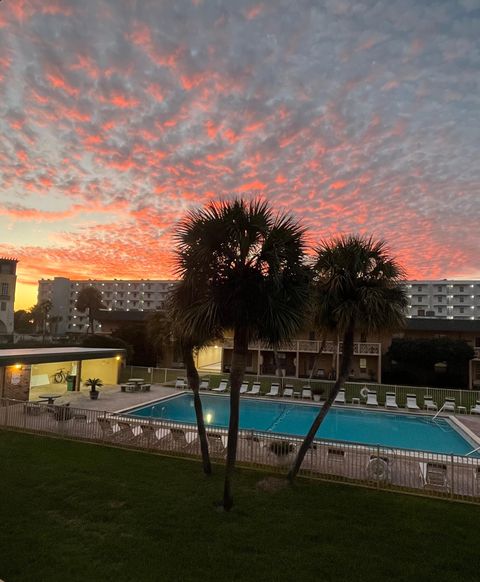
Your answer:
120;366;480;412
1;397;479;503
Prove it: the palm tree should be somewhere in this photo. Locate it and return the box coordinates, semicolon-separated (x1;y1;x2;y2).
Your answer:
287;235;408;482
146;306;215;476
175;198;310;510
30;300;52;342
76;286;105;334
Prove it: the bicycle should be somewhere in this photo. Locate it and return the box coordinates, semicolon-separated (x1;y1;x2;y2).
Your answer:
52;368;70;383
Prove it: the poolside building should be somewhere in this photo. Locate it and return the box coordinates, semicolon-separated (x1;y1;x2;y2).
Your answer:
0;347;125;401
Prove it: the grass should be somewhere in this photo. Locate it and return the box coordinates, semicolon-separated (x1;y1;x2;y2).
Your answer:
1;430;479;582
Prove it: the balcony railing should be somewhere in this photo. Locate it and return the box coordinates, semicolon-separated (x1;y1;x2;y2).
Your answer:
221;339;381;356
474;348;480;360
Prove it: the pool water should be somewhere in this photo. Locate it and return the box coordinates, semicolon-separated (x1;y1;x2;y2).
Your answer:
125;393;478;456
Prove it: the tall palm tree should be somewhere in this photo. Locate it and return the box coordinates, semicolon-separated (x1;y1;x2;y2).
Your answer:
147;302;216;477
175;198;310;510
76;286;105;334
30;300;52;342
288;235;408;482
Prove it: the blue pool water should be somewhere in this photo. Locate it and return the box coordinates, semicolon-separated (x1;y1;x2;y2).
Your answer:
125;393;478;456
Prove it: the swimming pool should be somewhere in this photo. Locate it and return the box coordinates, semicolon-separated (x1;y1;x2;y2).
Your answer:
125;393;479;456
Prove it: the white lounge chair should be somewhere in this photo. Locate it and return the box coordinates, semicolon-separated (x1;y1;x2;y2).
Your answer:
170;427;197;449
406;394;420;410
239;382;249;394
266;383;280;397
470;401;480;415
301;388;313;400
212;380;228;393
206;432;227;455
199;379;210;390
442;398;456;413
419;461;449;491
246;382;261;396
366;391;379;407
334;390;346;404
423;396;438;411
175;377;186;390
385;392;398;409
283;385;294;398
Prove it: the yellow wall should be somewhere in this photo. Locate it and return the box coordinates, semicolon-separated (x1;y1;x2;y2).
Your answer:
31;360;76;387
196;346;222;372
81;357;120;385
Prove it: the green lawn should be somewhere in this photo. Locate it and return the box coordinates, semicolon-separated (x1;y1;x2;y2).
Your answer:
0;430;479;582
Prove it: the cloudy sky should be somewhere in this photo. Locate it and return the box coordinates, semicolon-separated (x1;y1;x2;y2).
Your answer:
1;0;479;309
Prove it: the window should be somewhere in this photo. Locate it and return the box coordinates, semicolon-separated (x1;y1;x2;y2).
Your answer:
417;285;422;291
359;358;367;371
308;331;315;341
459;286;464;292
417;309;425;316
0;282;8;296
437;285;443;292
459;307;464;313
418;297;422;302
0;302;5;311
438;307;443;313
438;296;443;302
460;297;464;303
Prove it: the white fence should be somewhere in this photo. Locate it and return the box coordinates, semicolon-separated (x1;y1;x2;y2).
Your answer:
121;366;480;412
1;397;479;504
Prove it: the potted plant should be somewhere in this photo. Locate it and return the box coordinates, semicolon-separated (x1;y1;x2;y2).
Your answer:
312;386;324;403
268;440;296;466
85;377;103;400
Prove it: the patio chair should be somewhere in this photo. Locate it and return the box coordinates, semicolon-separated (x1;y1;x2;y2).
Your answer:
423;396;438;411
366;391;379;407
206;432;227;456
334;390;346;404
240;382;249;394
175;377;186;389
199;379;210;390
301;388;313;400
97;417;116;439
212;379;228;393
366;455;391;482
406;394;420;410
385;392;398;409
139;424;169;446
283;385;294;398
419;461;449;492
327;447;346;473
442;398;456;413
470;401;480;415
265;383;280;397
169;427;197;449
246;382;261;396
116;420;138;441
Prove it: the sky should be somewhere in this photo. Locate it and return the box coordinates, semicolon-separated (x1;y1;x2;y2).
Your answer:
0;0;479;310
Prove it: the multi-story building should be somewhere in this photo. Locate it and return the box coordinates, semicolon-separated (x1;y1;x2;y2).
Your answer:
37;277;177;335
404;280;480;320
0;258;17;340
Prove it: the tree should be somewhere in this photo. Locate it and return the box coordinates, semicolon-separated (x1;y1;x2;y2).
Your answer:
288;235;408;482
75;286;105;334
30;300;52;342
175;198;310;510
14;310;35;333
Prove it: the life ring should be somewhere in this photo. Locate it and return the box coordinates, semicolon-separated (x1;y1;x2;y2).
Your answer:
360;386;369;399
367;457;390;481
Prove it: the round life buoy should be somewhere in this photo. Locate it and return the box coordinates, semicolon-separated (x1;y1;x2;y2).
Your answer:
360;386;369;399
367;457;389;481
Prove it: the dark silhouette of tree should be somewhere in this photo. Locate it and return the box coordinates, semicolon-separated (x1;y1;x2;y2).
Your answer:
75;286;105;334
175;198;310;510
288;235;407;482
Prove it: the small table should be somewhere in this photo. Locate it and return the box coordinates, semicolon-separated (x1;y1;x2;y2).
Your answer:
39;394;62;405
128;378;145;385
456;406;467;414
352;398;360;405
293;391;301;399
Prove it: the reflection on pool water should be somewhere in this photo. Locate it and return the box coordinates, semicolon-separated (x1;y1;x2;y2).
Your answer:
125;393;478;456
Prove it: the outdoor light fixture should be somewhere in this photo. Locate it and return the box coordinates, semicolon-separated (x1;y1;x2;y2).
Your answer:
14;363;22;370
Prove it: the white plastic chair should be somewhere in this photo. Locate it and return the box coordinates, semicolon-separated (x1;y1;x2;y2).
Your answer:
212;380;228;393
283;386;294;398
246;382;261;396
406;394;420;410
423;396;438;411
442;398;456;413
239;382;249;394
334;390;346;404
366;391;379;406
265;383;280;397
175;377;186;389
301;388;313;400
385;392;398;409
470;401;480;415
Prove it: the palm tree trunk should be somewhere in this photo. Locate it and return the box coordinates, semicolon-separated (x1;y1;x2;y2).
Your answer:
223;326;248;511
287;323;355;483
183;346;212;476
309;336;326;381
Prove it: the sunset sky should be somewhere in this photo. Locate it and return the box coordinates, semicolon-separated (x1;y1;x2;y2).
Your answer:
1;0;479;310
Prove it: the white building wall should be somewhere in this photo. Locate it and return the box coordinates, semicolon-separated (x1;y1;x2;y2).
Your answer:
404;280;480;320
38;277;177;334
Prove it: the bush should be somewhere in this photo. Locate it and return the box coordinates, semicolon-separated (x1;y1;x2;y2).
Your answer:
269;441;295;456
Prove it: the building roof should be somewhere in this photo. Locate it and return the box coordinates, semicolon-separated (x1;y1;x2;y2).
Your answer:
406;318;480;333
0;347;125;366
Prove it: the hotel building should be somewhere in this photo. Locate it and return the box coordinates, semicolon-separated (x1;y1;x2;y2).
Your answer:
404;280;480;320
0;258;17;341
37;277;177;335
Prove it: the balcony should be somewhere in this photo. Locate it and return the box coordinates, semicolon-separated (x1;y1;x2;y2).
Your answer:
474;348;480;360
221;339;381;356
